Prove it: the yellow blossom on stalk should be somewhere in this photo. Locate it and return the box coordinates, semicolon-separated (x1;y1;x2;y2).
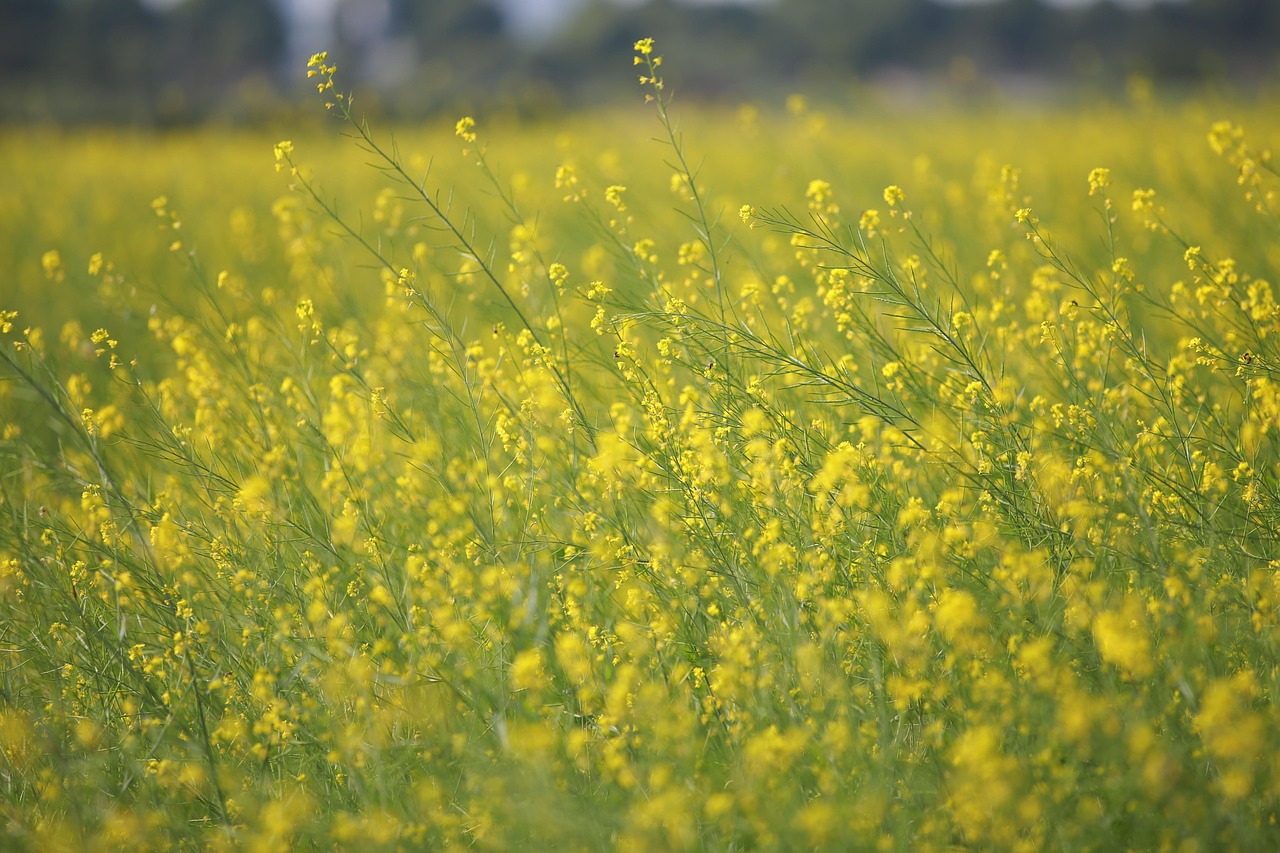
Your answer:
89;327;117;356
794;800;838;847
1091;596;1153;679
455;116;477;144
1195;671;1264;801
947;725;1020;844
307;51;336;88
273;140;293;172
548;262;569;291
1087;167;1111;196
934;587;984;642
510;649;544;693
604;185;627;211
634;37;663;93
806;179;832;208
858;209;880;235
556;164;584;202
1111;256;1134;282
1207;119;1243;156
669;172;693;201
41;250;64;282
238;475;273;515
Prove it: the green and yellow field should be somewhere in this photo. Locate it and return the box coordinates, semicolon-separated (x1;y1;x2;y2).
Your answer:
2;46;1279;850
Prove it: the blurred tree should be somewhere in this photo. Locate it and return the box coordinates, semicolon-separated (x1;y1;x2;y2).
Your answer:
151;0;286;120
26;0;162;122
0;0;58;76
396;0;505;47
158;0;286;87
0;0;285;123
2;0;1277;124
379;0;512;113
49;0;160;93
1169;0;1280;76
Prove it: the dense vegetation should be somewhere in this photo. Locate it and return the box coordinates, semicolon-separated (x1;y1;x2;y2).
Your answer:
1;43;1279;849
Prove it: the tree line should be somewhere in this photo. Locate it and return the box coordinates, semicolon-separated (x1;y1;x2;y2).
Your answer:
2;0;1275;125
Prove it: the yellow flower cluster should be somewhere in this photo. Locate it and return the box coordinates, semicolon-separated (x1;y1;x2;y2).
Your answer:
0;38;1278;851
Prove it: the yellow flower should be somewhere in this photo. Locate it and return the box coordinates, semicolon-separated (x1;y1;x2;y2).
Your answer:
1207;119;1242;155
858;209;880;234
455;116;477;144
806;179;832;205
510;649;544;692
548;262;569;290
1087;166;1111;196
605;185;627;210
1091;597;1153;680
41;250;64;282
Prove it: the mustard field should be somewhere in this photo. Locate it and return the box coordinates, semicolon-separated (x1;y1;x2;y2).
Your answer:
2;45;1279;849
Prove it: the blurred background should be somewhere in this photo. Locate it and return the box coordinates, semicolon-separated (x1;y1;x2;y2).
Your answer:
1;0;1276;126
